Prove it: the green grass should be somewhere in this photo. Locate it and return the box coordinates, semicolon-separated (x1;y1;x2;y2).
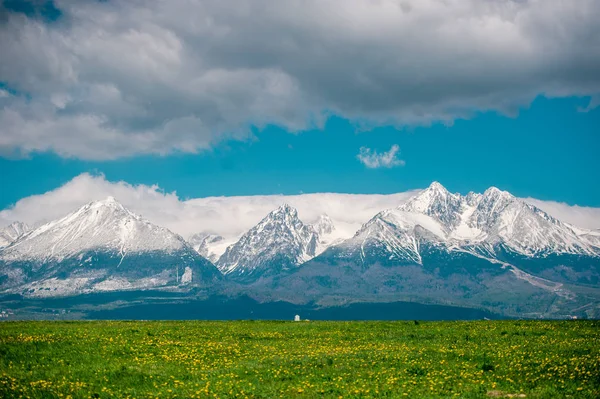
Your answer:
0;320;598;398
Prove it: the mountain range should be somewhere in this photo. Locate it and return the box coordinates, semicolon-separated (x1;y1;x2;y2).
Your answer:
0;197;220;298
1;183;599;319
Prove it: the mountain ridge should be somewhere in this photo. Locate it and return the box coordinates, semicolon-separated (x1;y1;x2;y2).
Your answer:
0;197;220;297
216;204;327;281
0;221;30;249
1;184;599;318
242;182;600;318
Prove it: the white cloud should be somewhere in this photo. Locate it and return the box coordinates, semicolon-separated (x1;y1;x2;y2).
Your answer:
522;198;600;231
578;95;600;113
0;0;599;159
1;174;599;251
0;173;416;242
357;144;405;168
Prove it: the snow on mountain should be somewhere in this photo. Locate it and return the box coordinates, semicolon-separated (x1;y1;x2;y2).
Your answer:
398;181;465;231
0;197;219;296
325;181;600;274
311;213;346;255
188;233;228;263
217;205;336;281
0;222;30;248
336;209;447;265
1;197;187;263
216;182;600;285
262;183;600;318
469;187;600;256
313;214;335;236
578;229;600;248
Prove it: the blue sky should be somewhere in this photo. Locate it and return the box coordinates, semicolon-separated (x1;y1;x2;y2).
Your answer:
1;1;600;211
1;96;599;209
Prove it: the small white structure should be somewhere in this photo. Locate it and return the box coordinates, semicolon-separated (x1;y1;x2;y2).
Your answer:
294;315;300;322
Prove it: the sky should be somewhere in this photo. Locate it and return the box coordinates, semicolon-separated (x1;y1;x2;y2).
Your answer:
1;0;599;233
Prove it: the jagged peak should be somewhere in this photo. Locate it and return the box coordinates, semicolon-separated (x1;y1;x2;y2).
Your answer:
0;221;31;247
316;213;333;223
93;196;123;207
269;203;299;218
313;213;335;235
465;191;482;206
415;181;452;200
400;181;457;212
427;181;448;193
76;196;128;214
482;186;514;201
190;232;223;241
2;221;29;232
82;196;136;217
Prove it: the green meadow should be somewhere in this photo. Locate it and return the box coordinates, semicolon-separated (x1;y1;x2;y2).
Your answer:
0;320;598;398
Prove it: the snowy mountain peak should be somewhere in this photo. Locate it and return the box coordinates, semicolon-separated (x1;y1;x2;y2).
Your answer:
99;195;118;203
346;182;600;261
482;186;513;201
216;205;320;280
188;233;225;263
465;192;482;206
0;199;221;297
313;214;335;236
1;221;30;238
399;182;464;230
90;196;128;211
0;221;31;248
428;181;448;193
401;182;454;209
101;195;118;203
1;198;187;263
470;187;518;231
270;203;298;218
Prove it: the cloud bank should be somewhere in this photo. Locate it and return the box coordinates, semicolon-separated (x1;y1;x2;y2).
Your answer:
1;174;599;247
1;0;599;159
0;174;417;241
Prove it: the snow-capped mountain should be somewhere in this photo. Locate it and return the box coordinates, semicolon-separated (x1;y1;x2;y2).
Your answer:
1;183;599;318
467;187;600;257
0;197;220;297
254;182;600;318
0;222;30;248
188;233;226;263
398;181;465;231
334;208;446;266
379;182;600;258
332;181;600;266
216;205;335;281
313;214;335;236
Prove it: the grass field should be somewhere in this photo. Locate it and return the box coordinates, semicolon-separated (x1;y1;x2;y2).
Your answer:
0;320;598;398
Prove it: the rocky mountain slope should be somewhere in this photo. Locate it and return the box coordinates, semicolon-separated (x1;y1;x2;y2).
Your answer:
188;233;226;263
216;205;335;282
249;183;600;318
0;222;30;248
1;184;599;318
0;197;220;297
